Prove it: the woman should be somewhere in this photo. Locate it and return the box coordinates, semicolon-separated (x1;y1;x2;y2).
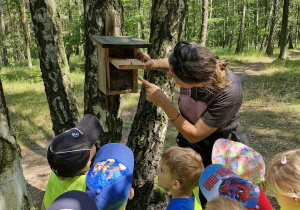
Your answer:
138;41;248;167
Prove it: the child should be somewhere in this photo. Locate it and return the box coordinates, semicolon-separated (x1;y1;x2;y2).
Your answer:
42;114;101;210
85;143;134;210
47;190;97;210
199;164;272;210
205;196;247;210
266;149;300;210
158;146;204;210
212;138;265;185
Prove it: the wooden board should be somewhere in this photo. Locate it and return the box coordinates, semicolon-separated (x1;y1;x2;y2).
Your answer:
90;35;151;48
110;58;146;70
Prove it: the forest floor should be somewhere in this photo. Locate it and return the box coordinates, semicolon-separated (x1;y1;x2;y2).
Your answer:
21;54;299;210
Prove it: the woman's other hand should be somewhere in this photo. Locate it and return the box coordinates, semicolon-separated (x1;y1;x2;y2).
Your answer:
137;52;155;72
137;76;167;106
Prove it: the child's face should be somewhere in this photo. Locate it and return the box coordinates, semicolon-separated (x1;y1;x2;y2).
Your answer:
158;161;175;190
275;191;299;210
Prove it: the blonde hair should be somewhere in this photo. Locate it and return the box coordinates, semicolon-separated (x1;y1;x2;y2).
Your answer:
161;147;204;192
266;149;300;199
205;196;247;210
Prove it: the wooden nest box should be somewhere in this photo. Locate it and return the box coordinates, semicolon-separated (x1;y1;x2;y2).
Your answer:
91;35;151;95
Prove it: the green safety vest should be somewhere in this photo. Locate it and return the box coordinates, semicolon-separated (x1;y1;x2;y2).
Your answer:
43;171;86;209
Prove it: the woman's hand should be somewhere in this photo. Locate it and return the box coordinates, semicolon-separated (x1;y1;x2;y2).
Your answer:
137;76;168;106
137;52;155;72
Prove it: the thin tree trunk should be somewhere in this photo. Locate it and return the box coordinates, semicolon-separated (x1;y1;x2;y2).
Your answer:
278;0;289;59
19;0;32;68
83;0;124;146
200;0;208;46
260;0;274;51
126;0;187;209
266;0;280;56
29;0;79;135
223;0;229;48
0;0;8;66
235;0;246;53
0;76;34;210
255;0;259;50
229;0;236;49
295;7;299;48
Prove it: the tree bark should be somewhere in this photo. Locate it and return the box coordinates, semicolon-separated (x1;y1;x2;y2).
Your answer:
29;0;79;135
200;0;208;46
83;0;124;146
260;0;274;51
0;76;34;210
266;0;280;56
235;0;246;53
278;0;289;59
126;0;187;209
0;0;8;66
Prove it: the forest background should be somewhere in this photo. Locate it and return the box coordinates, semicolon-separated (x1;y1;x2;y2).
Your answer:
0;0;299;210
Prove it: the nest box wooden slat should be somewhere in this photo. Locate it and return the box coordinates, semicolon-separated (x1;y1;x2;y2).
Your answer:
91;35;151;95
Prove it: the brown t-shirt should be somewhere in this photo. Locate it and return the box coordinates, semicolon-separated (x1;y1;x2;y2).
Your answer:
178;69;243;134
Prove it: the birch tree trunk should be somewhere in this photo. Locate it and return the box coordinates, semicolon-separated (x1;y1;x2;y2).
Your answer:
235;0;246;53
126;0;187;209
83;0;124;146
223;0;229;48
200;0;208;46
29;0;79;135
278;0;289;59
260;0;274;51
266;0;280;56
0;0;8;66
0;76;34;210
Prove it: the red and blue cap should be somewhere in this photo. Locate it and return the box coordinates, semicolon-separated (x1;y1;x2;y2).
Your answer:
199;164;272;210
86;143;134;210
47;114;101;177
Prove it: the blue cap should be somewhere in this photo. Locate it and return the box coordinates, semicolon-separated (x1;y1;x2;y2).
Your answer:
86;143;134;210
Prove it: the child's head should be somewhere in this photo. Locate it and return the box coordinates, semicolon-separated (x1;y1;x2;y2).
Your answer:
205;196;247;210
212;138;265;185
48;190;97;210
85;143;134;210
266;149;300;210
199;164;272;210
158;146;204;192
47;114;101;178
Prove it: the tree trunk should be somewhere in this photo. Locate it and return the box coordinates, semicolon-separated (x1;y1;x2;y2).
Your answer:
266;0;280;56
83;0;124;147
229;0;236;49
295;7;299;48
235;0;246;53
29;0;79;135
255;0;259;50
278;0;289;59
0;0;8;66
0;76;34;210
288;25;293;49
260;0;274;51
126;0;187;209
19;0;32;68
200;0;208;46
223;0;229;48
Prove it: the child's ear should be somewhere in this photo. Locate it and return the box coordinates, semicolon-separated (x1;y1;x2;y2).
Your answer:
173;180;181;190
292;197;299;205
129;188;134;200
